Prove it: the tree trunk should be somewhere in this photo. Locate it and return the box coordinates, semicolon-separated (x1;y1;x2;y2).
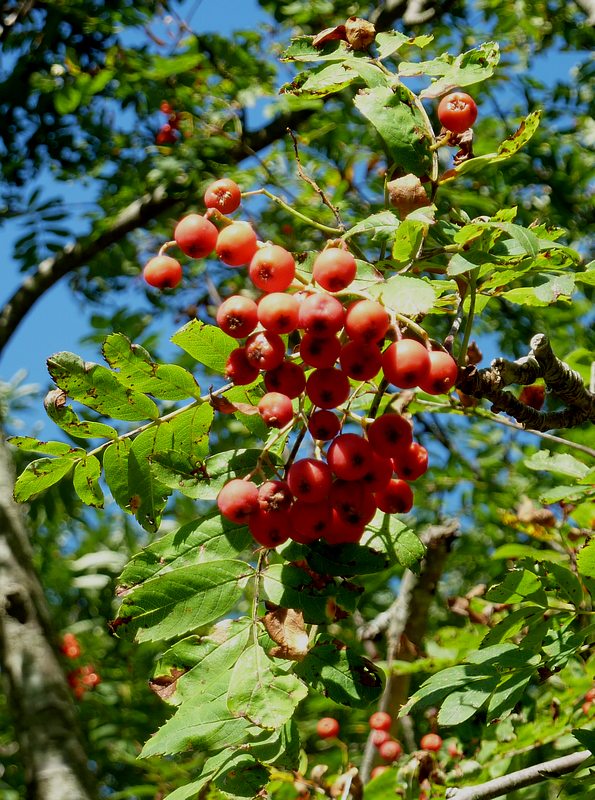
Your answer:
0;434;96;800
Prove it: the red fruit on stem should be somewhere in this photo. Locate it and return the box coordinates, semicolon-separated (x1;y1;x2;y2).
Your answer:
375;479;414;514
217;479;259;523
300;333;341;368
366;414;413;458
393;442;428;481
143;255;183;289
369;711;392;731
331;480;376;527
257;292;299;334
324;509;366;544
160;100;173;115
257;392;294;428
382;340;431;389
264;361;306;398
312;248;357;292
344;299;389;343
586;688;595;702
371;729;391;747
316;717;340;739
174;214;218;259
327;433;375;481
298;293;345;335
249;508;291;548
216;222;258;266
249;244;296;292
203;178;242;214
379;739;403;762
289;500;332;543
370;766;389;780
420;733;443;752
418;350;458;395
361;452;394;493
245;330;286;371
306;367;350;409
287;458;332;504
225;347;260;385
437;91;478;134
308;409;341;441
216;295;258;338
258;480;293;512
339;340;382;381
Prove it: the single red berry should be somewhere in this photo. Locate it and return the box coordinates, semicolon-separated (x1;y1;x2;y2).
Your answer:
257;292;299;334
142;255;183;289
60;633;81;659
327;433;375;481
361;452;394;493
312;248;357;292
264;361;306;399
379;739;402;762
300;333;341;368
366;414;413;458
298;293;345;335
155;124;177;144
81;669;101;688
306;367;350;410
447;743;462;758
258;392;294;428
249;245;295;292
174;214;219;259
258;480;293;512
375;479;414;514
225;347;260;385
437;91;478;134
331;480;376;527
418;350;458;395
369;711;392;731
216;295;258;339
290;500;332;543
583;700;593;715
160;100;173;115
203;178;242;214
216;222;258;267
586;688;595;702
317;717;340;739
371;729;391;747
324;509;366;544
382;340;431;389
344;300;390;343
308;409;341;441
245;330;286;371
370;766;389;780
249;508;291;548
217;479;260;523
287;458;332;504
393;442;428;481
420;733;443;752
339;341;382;381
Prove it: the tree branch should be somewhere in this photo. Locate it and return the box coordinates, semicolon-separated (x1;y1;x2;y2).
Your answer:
445;749;591;800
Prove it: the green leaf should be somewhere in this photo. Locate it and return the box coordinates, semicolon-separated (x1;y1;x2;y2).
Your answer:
227;642;308;728
524;450;590;481
487;669;533;721
14;456;78;502
281;36;351;63
370;274;436;317
353;85;433;176
44;394;119;440
53;84;82;114
577;541;595;579
539;485;591;504
345;210;401;243
542;561;583;606
118;513;252;589
8;437;84;457
572;728;595;756
171;320;236;374
400;663;498;717
73;455;104;507
47;352;159;421
283;62;357;97
366;513;425;571
113;560;252;642
491;544;568;563
103;333;201;400
486;569;548;607
103;439;132;513
294;634;384;708
302;540;389;577
213;753;269;798
375;30;433;60
128;426;173;532
438;676;498;725
399;42;499;98
481;606;545;648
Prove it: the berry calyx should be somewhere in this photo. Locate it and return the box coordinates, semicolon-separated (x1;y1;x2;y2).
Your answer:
258;480;293;512
216;295;258;339
437;91;478;134
249;245;295;292
204;178;242;214
174;214;218;259
143;255;183;289
420;733;443;752
316;717;340;739
245;330;286;371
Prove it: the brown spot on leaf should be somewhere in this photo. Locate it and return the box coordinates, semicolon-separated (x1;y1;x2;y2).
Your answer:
263;606;309;661
149;668;187;701
312;25;347;48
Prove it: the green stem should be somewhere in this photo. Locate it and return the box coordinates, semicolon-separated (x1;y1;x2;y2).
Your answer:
242;189;342;235
458;271;477;367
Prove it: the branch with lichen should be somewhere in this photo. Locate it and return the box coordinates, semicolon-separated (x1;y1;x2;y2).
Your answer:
457;334;595;432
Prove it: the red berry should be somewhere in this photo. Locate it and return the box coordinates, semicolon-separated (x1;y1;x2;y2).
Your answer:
379;739;402;762
312;248;356;292
298;293;345;335
216;222;258;267
583;700;592;715
60;633;81;659
418;351;458;395
317;717;340;739
327;433;375;481
393;442;428;481
437;91;478;134
287;458;332;504
225;347;260;385
339;341;382;381
257;392;294;428
366;414;413;458
381;340;431;389
361;452;394;493
586;688;595;702
217;479;259;523
81;669;101;688
245;330;286;371
156;124;177;144
258;480;293;512
249;508;291;548
447;743;462;758
344;300;389;343
160;100;173;115
308;409;341;441
331;480;376;527
289;500;332;543
375;479;414;514
174;214;218;259
420;733;443;752
369;711;392;731
249;245;295;292
216;295;258;339
370;766;389;779
142;255;183;289
324;509;366;544
300;333;341;368
204;178;241;214
371;729;391;747
306;367;350;409
257;292;299;334
264;361;306;399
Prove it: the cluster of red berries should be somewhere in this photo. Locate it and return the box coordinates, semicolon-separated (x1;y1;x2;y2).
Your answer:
60;631;81;659
67;664;101;700
155;100;182;145
369;711;403;764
